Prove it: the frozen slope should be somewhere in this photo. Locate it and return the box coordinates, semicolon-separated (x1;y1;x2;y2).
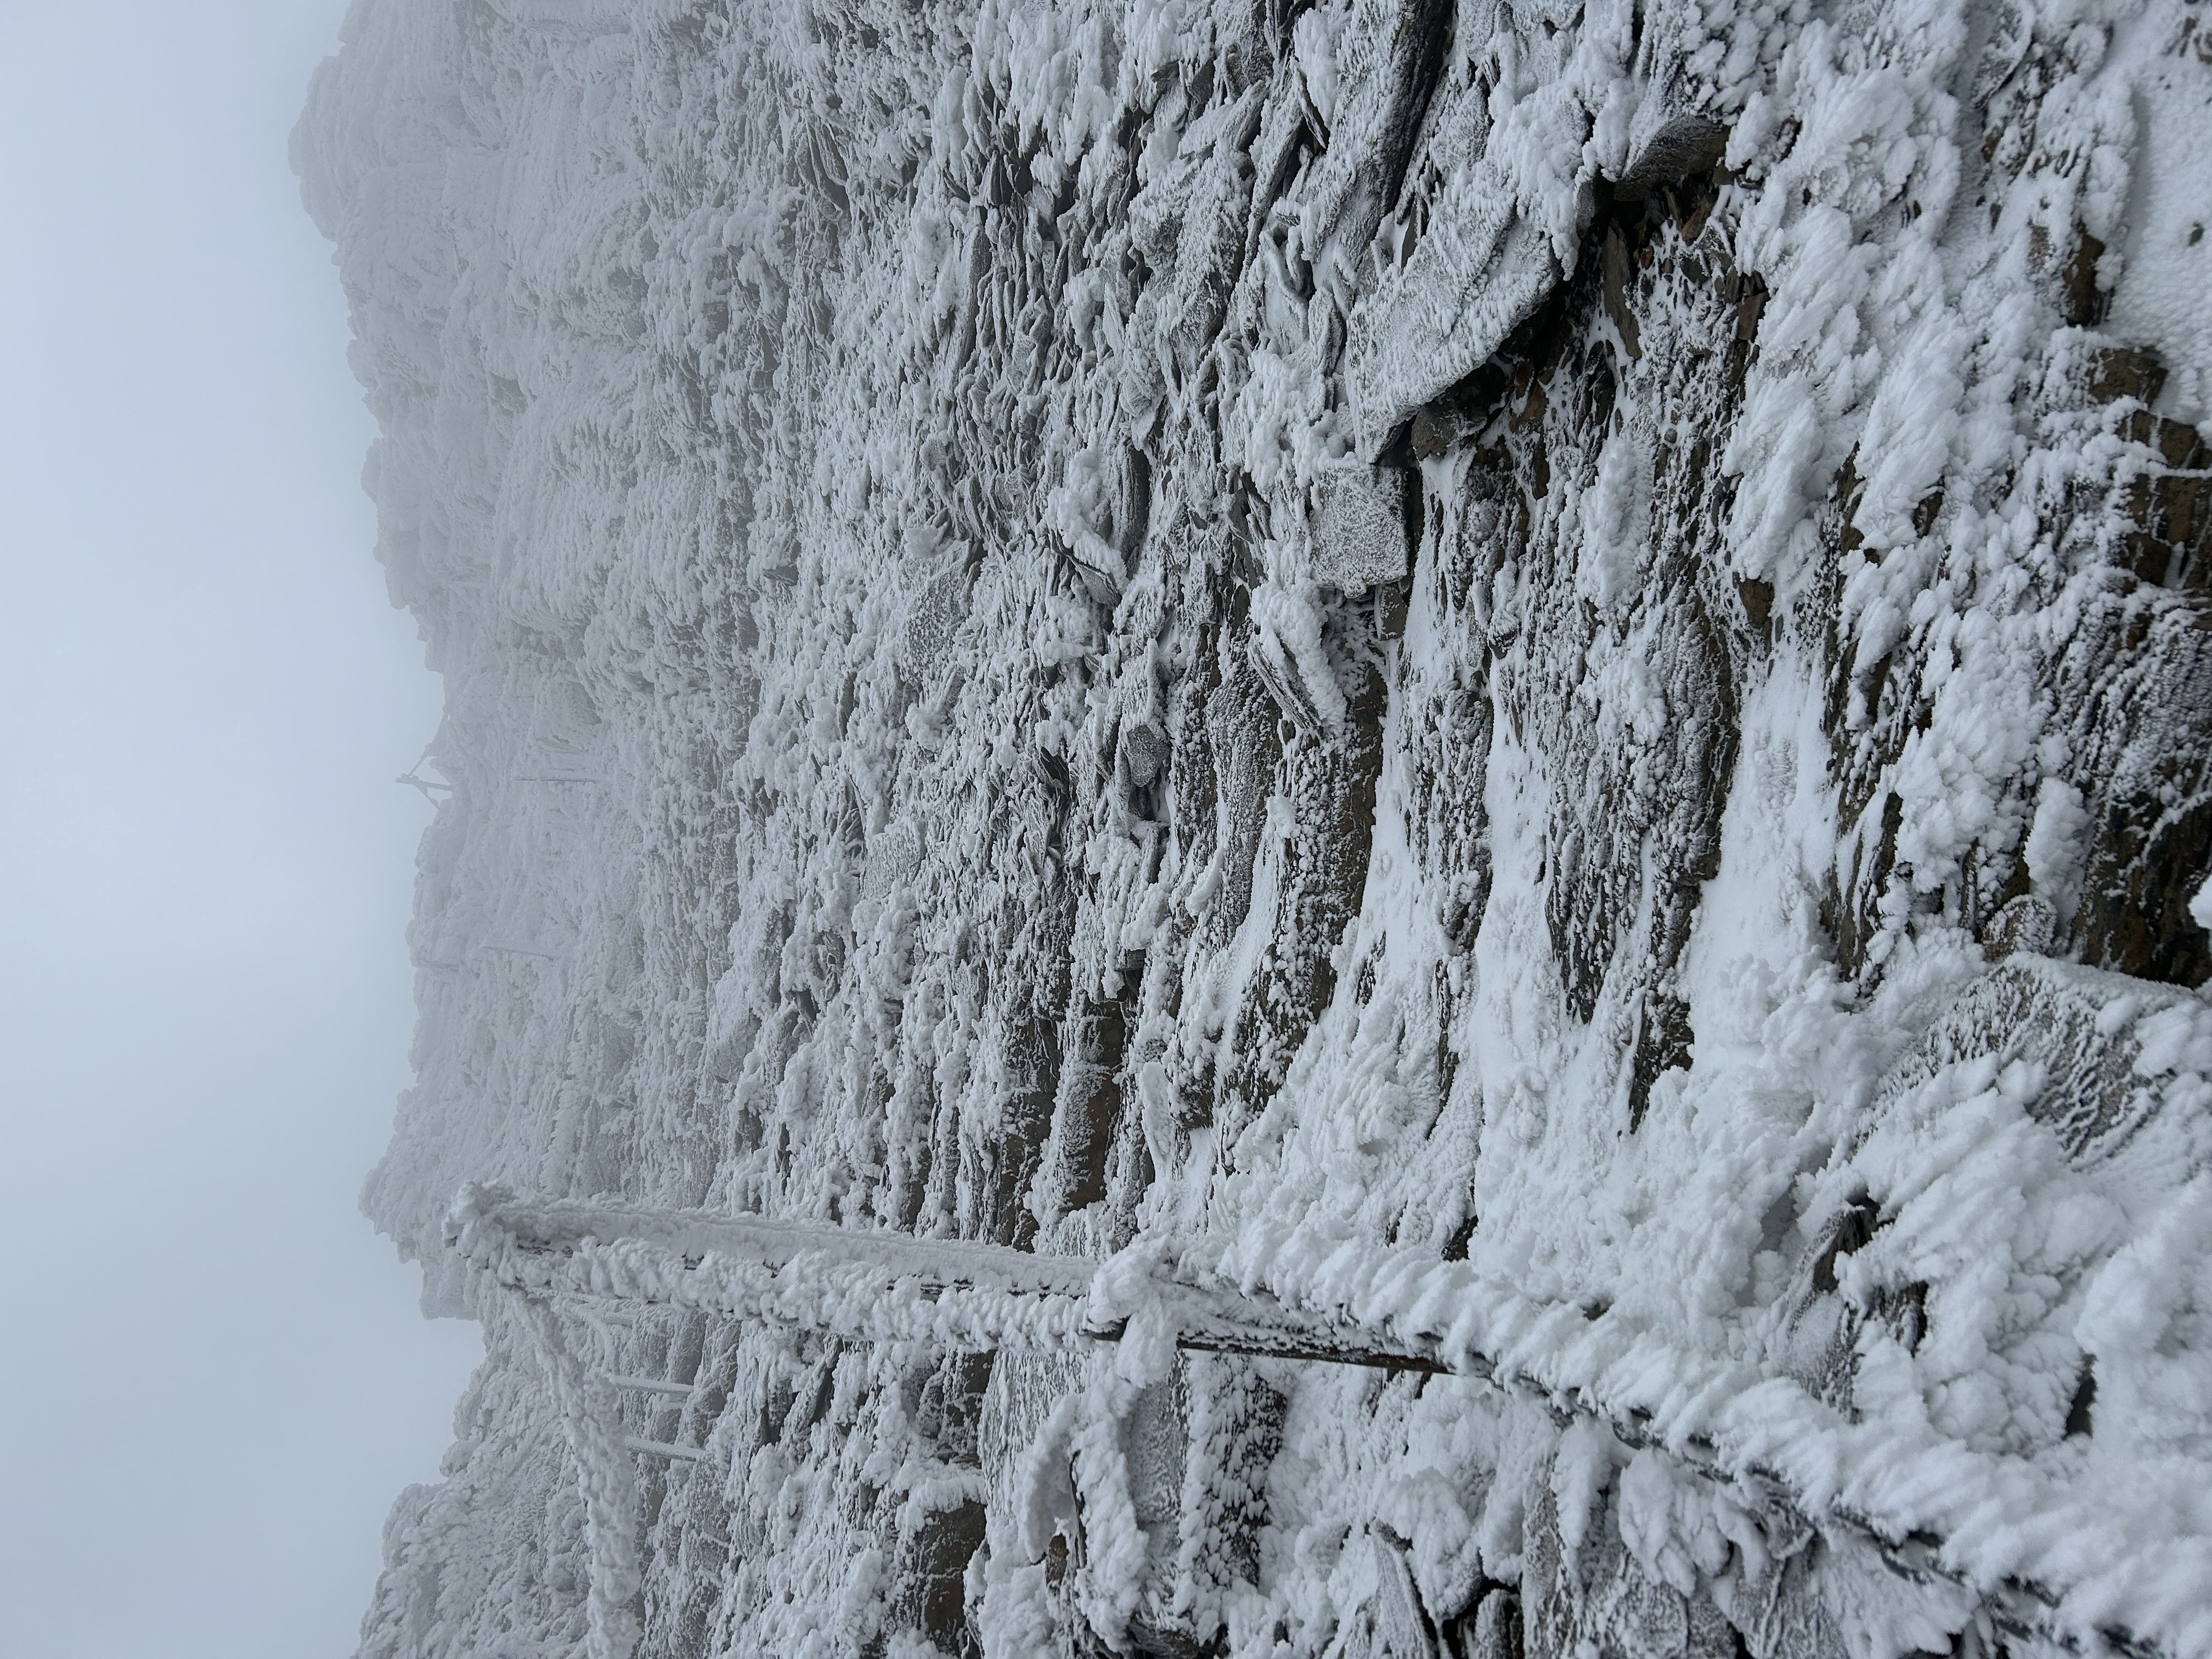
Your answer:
297;1;2212;1654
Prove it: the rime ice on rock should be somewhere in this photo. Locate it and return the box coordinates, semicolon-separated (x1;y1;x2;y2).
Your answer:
1308;465;1410;595
300;0;2212;1654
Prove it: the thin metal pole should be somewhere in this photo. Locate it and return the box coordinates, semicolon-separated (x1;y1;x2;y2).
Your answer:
622;1436;706;1464
603;1374;696;1397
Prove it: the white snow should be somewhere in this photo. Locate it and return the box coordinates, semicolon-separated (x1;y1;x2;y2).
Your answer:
299;0;2212;1653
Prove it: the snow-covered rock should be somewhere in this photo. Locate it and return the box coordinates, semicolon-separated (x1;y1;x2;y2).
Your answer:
296;0;2212;1653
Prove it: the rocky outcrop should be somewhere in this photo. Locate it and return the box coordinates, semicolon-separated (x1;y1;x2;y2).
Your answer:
299;0;2212;1654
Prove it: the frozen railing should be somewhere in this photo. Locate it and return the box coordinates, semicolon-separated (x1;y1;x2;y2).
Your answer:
447;1184;2175;1659
447;1182;1448;1374
443;1183;1462;1659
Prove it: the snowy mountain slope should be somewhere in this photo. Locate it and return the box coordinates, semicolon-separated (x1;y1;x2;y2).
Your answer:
296;0;2212;1654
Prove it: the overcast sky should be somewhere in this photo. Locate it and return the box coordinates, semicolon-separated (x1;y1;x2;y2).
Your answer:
0;4;483;1656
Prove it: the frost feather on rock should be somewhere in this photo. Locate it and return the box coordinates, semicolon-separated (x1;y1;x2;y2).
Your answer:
299;0;2212;1653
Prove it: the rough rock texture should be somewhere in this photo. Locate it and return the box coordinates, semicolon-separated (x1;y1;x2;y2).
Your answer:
297;0;2212;1654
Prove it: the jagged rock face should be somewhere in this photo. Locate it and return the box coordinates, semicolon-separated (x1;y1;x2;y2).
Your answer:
298;1;2212;1656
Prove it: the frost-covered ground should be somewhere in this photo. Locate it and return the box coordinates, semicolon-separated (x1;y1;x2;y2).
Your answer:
298;0;2212;1654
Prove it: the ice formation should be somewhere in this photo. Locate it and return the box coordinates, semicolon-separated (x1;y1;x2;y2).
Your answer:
296;0;2212;1654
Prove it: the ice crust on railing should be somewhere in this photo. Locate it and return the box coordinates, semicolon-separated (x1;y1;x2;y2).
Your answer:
455;1171;2212;1654
452;1185;1442;1372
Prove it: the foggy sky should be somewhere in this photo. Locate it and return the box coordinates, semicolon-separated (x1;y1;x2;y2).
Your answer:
0;4;482;1655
